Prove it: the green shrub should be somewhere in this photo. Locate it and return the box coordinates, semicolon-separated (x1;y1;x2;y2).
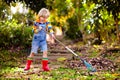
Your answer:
66;16;83;40
0;19;33;48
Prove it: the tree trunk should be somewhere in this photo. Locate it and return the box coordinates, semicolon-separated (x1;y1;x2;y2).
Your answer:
115;18;120;42
76;0;81;28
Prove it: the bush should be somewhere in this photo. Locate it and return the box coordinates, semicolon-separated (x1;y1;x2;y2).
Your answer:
66;16;83;40
0;19;33;48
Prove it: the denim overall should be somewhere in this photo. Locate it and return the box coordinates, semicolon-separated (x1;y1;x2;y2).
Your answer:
31;22;49;54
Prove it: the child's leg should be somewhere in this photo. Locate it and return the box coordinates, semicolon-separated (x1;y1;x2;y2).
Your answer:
24;52;35;71
40;41;50;71
43;50;48;58
24;38;39;71
29;52;35;57
42;50;50;71
24;41;38;71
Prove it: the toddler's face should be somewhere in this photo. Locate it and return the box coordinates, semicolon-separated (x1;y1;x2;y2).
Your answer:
40;16;48;22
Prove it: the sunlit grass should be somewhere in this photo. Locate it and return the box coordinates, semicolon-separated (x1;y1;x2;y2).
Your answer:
0;50;120;80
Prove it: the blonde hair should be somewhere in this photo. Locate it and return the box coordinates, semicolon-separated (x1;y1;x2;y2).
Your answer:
38;8;50;18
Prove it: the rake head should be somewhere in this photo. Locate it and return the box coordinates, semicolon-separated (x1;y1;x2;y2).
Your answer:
82;60;96;72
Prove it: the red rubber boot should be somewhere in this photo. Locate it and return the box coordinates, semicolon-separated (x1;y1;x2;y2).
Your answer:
42;60;50;71
24;59;32;71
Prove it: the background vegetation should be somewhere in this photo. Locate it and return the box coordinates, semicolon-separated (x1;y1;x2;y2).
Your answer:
0;0;120;48
0;0;120;79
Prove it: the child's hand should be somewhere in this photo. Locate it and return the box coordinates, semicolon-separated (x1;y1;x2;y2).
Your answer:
51;34;55;39
50;34;55;44
38;26;42;31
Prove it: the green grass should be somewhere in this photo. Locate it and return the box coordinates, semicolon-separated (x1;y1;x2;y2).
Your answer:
1;67;120;80
0;50;120;80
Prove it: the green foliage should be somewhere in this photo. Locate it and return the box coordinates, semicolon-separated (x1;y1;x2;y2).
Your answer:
0;19;33;48
66;16;83;39
0;50;24;79
4;0;46;13
46;0;75;27
85;0;120;42
0;50;19;74
1;0;119;44
89;0;120;19
0;1;35;48
79;1;117;43
0;0;9;20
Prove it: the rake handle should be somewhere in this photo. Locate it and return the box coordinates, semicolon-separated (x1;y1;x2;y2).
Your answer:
54;37;79;57
54;38;88;61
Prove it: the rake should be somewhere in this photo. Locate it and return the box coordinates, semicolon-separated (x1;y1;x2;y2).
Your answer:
54;37;96;72
41;27;96;72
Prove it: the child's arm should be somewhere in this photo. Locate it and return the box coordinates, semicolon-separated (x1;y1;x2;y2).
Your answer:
47;23;55;43
47;23;54;36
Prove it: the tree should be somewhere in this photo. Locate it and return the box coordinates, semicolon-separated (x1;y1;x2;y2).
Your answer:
0;1;34;48
3;0;46;12
0;0;9;21
88;0;120;42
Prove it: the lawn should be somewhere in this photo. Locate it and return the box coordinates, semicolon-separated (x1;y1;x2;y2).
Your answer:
0;43;120;80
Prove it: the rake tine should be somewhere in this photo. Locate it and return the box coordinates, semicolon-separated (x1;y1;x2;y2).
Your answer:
80;57;96;72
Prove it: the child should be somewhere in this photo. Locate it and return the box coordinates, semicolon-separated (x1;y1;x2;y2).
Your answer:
24;8;55;71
